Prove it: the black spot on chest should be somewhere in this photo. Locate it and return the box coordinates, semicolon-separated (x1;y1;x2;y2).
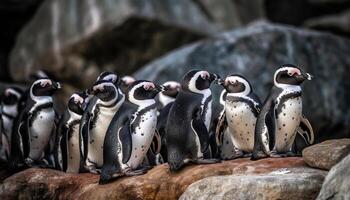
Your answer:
29;102;54;127
275;92;301;119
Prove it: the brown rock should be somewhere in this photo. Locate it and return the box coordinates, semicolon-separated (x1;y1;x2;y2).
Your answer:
303;139;350;170
0;157;323;199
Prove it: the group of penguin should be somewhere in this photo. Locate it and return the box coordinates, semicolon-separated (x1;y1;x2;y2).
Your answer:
0;64;315;184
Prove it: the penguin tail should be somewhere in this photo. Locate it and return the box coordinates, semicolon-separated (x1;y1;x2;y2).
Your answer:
99;172;112;185
167;151;184;172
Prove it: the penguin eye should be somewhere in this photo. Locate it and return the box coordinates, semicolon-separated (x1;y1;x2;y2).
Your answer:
288;72;293;76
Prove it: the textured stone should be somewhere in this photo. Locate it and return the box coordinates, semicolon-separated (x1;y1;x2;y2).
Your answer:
317;154;350;200
181;168;327;200
135;22;350;141
303;139;350;170
0;157;320;200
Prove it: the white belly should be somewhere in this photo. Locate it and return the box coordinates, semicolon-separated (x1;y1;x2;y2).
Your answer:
204;100;212;131
127;109;157;169
29;109;55;160
275;97;302;152
87;106;117;167
66;124;80;173
226;102;256;152
2;116;13;144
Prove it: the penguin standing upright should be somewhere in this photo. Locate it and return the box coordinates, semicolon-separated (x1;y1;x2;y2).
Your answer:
155;81;181;162
252;64;314;160
0;87;23;161
216;75;261;159
100;80;164;184
56;92;88;173
166;70;220;172
83;79;124;173
10;78;61;167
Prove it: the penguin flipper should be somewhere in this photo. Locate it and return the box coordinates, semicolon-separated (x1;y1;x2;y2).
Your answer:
120;121;132;164
215;110;227;146
252;99;276;160
191;117;210;154
79;111;91;163
292;115;314;154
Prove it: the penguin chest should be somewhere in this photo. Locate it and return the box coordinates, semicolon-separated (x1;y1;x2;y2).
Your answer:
127;109;157;169
226;101;256;152
88;107;117;167
275;97;302;152
202;100;212;131
2;116;13;141
29;108;55;160
67;123;80;173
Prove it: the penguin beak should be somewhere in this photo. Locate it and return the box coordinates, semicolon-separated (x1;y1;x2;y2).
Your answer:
53;81;62;90
155;85;166;92
215;78;225;85
210;73;221;83
303;72;313;81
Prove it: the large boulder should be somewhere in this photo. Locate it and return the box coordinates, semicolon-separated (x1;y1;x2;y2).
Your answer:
303;139;350;170
0;157;325;199
317;154;350;200
180;168;326;200
9;0;219;88
135;22;350;141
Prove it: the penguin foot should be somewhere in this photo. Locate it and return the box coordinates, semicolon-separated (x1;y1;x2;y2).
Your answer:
24;158;35;167
241;153;252;158
85;166;101;174
194;158;221;164
125;168;148;176
250;151;269;161
278;151;300;157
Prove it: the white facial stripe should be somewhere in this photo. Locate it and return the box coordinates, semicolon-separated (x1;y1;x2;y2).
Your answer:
122;76;136;84
71;94;84;104
143;82;155;90
188;71;209;94
225;76;251;96
101;74;117;83
40;79;52;87
5;88;21;98
129;82;155;107
200;71;210;79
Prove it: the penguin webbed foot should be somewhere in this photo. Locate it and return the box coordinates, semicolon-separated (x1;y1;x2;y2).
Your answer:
251;151;269;161
241;153;252;158
85;165;101;174
277;151;300;157
24;158;51;168
125;168;148;176
194;158;221;164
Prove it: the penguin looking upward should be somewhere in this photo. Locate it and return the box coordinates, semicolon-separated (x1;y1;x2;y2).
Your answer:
166;70;221;172
251;64;314;160
83;79;124;173
10;78;61;168
216;75;261;159
100;80;164;184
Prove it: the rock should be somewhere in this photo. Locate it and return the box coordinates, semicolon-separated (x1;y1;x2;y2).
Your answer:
317;154;350;200
0;157;324;199
180;168;326;200
135;21;350;141
9;0;218;87
303;139;350;170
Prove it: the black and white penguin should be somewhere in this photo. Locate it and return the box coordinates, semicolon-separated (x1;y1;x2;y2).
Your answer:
156;81;181;162
100;80;164;184
251;64;314;160
0;87;23;162
166;70;220;172
119;75;136;94
216;75;261;159
83;79;124;173
56;92;88;173
10;78;61;168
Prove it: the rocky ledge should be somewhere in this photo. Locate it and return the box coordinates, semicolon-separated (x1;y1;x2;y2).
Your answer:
0;157;327;200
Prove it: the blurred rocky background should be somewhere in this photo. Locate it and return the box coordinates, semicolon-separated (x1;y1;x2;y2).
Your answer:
1;0;350;140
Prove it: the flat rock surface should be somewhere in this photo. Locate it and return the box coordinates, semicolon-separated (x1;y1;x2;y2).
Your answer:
0;157;325;200
303;139;350;170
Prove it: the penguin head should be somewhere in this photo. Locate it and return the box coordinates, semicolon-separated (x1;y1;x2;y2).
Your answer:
127;80;164;106
30;78;62;97
274;64;313;88
68;92;87;115
219;74;252;96
88;80;117;102
161;81;181;98
96;71;119;86
119;75;136;94
2;87;23;106
182;70;220;94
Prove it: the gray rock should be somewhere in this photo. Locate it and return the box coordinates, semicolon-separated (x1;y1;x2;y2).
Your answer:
135;21;350;141
317;154;350;200
180;168;327;200
9;0;219;86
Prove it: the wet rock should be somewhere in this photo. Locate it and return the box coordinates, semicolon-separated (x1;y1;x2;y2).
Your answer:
0;157;319;200
9;0;218;87
135;21;350;141
317;154;350;200
303;139;350;170
181;168;327;200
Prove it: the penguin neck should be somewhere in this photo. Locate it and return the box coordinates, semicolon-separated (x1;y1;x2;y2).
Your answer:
134;99;156;110
67;110;82;125
274;82;301;91
159;93;175;107
96;89;121;107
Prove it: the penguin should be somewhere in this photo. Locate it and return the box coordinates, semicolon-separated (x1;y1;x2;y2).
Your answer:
83;79;124;173
100;80;164;184
216;75;261;159
55;92;88;173
292;114;315;155
10;78;61;168
0;87;23;161
155;81;181;162
119;75;136;94
251;64;313;160
79;72;119;163
166;70;220;172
